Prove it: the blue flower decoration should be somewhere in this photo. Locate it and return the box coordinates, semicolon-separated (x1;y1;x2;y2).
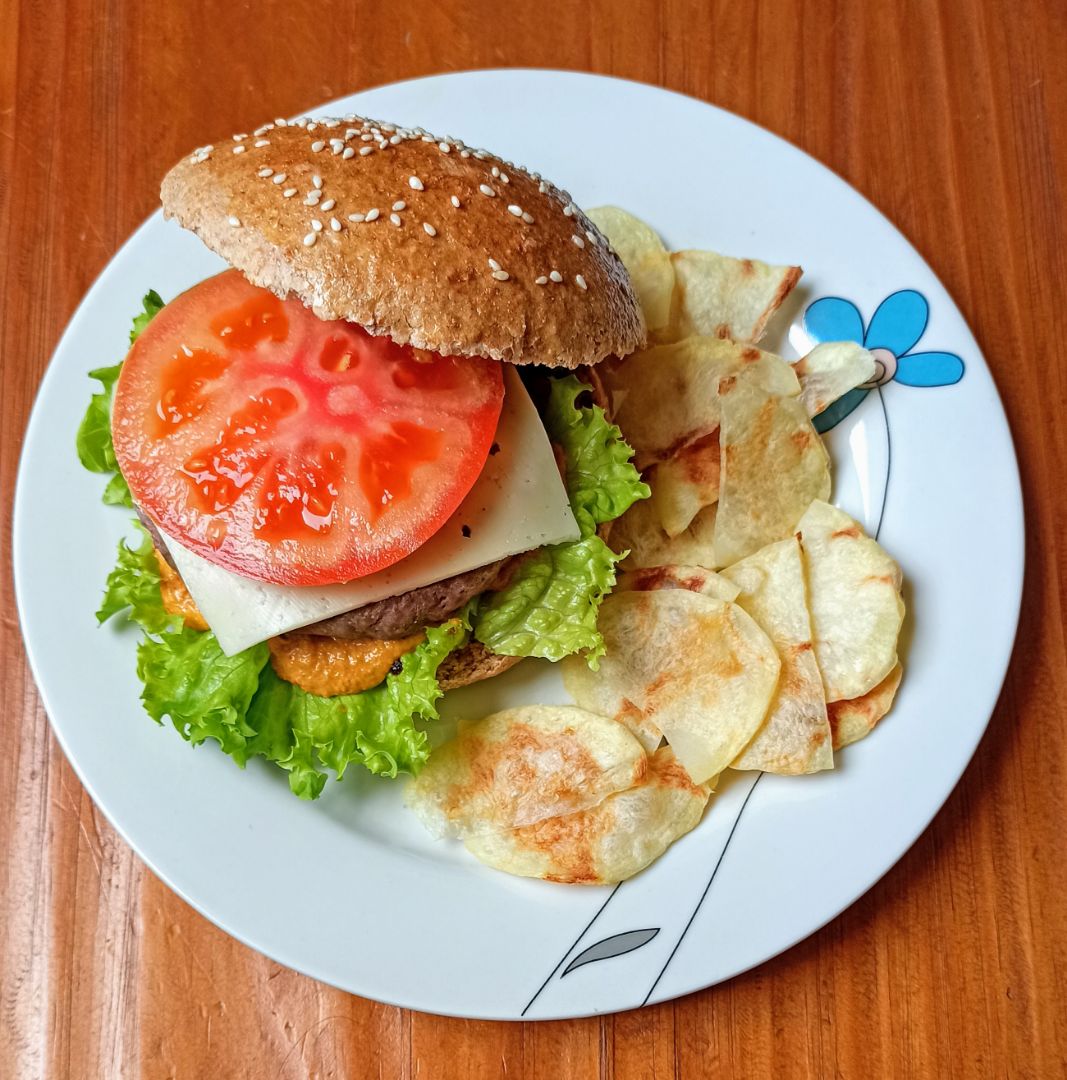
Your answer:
804;290;965;432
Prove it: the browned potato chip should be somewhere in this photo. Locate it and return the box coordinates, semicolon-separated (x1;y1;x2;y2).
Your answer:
406;706;646;838
605;337;799;467
714;378;831;565
586;206;675;332
463;748;712;884
664;250;801;344
562;590;779;784
612;498;720;571
648;429;720;537
724;537;833;774
616;564;740;602
795;341;876;418
797;500;905;702
829;662;903;749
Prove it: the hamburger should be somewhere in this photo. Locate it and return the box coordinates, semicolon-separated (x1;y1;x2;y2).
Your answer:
79;114;650;798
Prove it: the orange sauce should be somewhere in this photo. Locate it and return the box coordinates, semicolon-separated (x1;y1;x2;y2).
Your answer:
268;632;425;697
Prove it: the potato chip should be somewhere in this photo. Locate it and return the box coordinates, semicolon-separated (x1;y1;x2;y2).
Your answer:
829;662;903;749
406;706;646;839
606;337;800;466
616;564;740;603
797;500;905;702
577;566;740;751
664;250;801;344
613;498;720;571
562;590;779;783
795;342;876;418
648;429;720;537
586;206;674;332
463;748;712;884
723;537;833;774
715;378;831;565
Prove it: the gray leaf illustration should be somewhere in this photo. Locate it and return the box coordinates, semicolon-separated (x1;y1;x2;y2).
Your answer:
561;928;660;977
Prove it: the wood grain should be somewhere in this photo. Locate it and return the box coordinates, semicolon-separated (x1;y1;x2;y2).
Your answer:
2;1;1065;1076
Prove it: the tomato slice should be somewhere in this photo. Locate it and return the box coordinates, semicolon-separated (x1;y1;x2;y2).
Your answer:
113;270;504;586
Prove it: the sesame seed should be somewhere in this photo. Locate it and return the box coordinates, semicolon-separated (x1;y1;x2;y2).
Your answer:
421;134;434;142
479;184;496;197
232;133;247;141
312;175;323;189
390;134;402;145
439;142;451;153
423;222;437;236
330;217;342;232
507;205;522;217
272;173;287;185
283;188;297;197
572;234;585;248
320;198;335;211
258;167;274;178
409;176;424;190
311;219;323;232
311;141;325;152
575;274;588;290
563;204;574;217
535;275;548;285
450;195;461;208
361;132;373;141
254;124;272;136
500;172;510;184
331;144;343;155
460;149;471;158
275;117;287;127
488;258;502;271
538;181;548;194
392;200;406;211
365;208;380;221
550;270;563;283
491;166;500;178
228;215;241;227
348;212;366;222
254;139;270;148
342;147;355;159
586;230;597;244
303;232;317;247
390;213;402;226
360;146;374;156
522;212;534;224
232;145;246;154
491;269;510;281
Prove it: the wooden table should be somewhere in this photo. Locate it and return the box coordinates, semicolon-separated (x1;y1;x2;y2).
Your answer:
2;1;1064;1076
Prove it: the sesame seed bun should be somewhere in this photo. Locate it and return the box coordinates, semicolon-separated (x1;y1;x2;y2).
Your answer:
161;117;646;368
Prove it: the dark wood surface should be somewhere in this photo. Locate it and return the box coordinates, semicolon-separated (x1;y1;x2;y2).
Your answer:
2;1;1065;1076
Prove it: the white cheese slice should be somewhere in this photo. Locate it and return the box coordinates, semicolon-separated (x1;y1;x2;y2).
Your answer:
161;367;579;655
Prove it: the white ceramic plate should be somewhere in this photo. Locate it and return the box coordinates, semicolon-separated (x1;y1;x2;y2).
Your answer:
14;70;1023;1019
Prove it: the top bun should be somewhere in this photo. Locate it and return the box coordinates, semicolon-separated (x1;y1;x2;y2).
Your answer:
161;116;645;368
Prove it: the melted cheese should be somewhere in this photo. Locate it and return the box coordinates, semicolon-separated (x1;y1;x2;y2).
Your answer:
162;368;579;654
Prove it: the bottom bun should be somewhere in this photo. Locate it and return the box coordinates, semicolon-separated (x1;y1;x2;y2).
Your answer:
437;640;522;691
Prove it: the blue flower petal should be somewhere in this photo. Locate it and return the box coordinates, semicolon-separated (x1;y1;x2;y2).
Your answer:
864;290;928;356
893;351;964;387
813;387;869;432
804;297;865;345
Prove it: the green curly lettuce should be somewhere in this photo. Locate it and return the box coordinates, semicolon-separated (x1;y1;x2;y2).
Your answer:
97;516;471;798
76;290;163;508
473;375;649;667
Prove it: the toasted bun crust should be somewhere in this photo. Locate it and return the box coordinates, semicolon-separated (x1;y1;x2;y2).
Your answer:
436;640;522;690
161;117;645;368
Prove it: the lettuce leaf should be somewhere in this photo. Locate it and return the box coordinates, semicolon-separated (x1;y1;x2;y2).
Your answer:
76;290;163;508
543;375;651;536
472;535;621;664
473;375;648;665
96;519;471;799
245;616;469;799
96;521;181;634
